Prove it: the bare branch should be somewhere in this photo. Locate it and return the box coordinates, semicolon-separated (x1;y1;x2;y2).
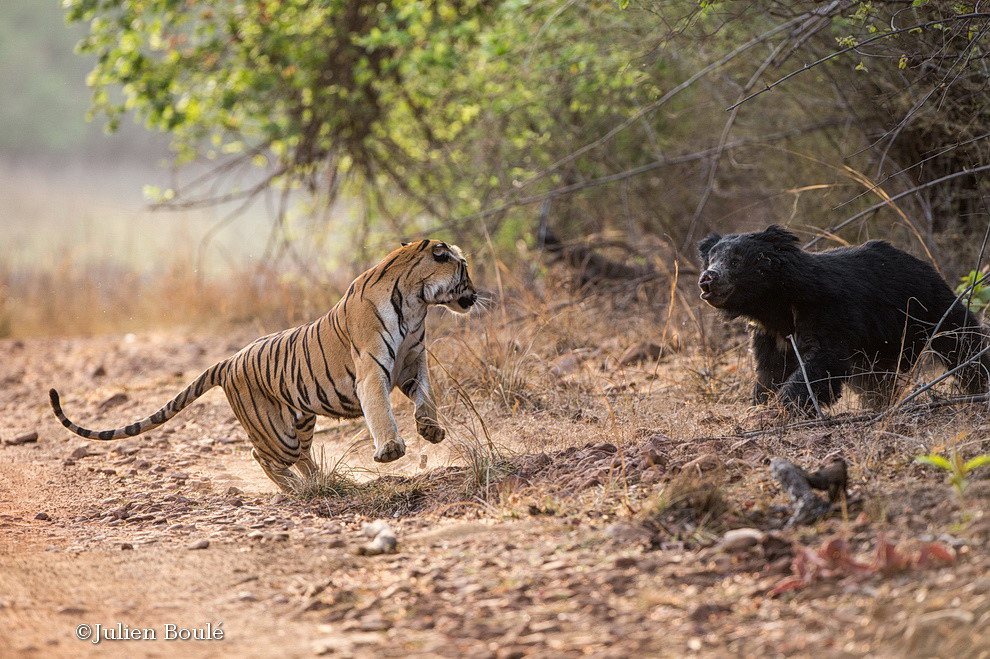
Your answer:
415;121;844;239
806;164;990;248
727;12;990;111
511;10;820;193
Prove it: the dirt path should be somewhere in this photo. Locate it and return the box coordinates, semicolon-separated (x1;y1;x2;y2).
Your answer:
1;333;988;657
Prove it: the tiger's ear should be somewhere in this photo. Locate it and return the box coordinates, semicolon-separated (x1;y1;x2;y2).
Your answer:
432;242;453;263
401;241;412;247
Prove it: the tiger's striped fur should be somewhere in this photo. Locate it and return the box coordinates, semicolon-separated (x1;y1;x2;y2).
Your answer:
50;240;477;492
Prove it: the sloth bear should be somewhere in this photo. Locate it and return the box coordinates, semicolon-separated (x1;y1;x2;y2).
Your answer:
698;225;990;413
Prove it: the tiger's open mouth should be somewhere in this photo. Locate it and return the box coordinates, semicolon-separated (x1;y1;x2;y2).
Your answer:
446;292;477;314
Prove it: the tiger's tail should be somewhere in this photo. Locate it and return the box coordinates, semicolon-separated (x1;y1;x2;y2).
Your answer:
50;361;226;441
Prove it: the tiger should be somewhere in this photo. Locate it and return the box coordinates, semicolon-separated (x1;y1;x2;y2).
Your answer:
49;239;477;492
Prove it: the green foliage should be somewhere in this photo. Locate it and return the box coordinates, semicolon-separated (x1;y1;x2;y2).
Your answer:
67;0;494;165
65;0;666;227
955;270;990;313
915;451;990;497
63;0;990;251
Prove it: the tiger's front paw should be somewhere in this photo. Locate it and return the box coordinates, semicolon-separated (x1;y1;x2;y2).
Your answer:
416;419;446;444
374;439;406;463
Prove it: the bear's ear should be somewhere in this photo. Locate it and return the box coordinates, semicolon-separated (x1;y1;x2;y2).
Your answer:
761;225;800;248
697;233;722;262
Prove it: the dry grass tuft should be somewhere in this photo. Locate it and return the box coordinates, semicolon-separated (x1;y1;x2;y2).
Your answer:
638;469;730;543
289;446;365;501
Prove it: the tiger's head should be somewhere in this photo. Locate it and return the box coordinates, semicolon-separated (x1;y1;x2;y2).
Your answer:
400;239;478;314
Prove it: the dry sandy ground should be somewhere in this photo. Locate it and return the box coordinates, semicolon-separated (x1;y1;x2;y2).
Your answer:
1;330;988;657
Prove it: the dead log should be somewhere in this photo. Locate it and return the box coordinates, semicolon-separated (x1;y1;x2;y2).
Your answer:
770;457;848;528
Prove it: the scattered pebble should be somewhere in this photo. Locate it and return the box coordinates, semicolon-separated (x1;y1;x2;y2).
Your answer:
6;431;39;446
187;539;210;550
34;512;50;521
69;447;95;460
357;521;398;556
718;528;764;553
58;607;86;616
98;392;129;411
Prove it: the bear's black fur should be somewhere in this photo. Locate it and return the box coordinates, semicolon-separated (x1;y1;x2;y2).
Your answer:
697;225;990;412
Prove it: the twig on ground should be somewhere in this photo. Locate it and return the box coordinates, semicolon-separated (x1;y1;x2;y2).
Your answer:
731;393;990;441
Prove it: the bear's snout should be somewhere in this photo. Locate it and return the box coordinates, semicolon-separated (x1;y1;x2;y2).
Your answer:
699;268;733;306
698;269;719;296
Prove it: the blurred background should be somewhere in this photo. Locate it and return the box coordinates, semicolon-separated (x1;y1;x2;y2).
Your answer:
1;1;276;335
3;1;989;337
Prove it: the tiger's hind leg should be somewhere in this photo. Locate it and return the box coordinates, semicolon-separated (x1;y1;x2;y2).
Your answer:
224;386;304;493
293;414;320;479
251;448;302;493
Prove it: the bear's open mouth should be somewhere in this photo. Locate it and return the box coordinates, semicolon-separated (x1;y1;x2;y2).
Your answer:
699;284;731;306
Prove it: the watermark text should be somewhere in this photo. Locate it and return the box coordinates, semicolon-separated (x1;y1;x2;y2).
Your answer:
75;622;224;644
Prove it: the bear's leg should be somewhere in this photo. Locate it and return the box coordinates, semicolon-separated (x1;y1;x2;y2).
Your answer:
752;329;796;404
931;306;990;394
849;368;900;410
778;339;848;414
